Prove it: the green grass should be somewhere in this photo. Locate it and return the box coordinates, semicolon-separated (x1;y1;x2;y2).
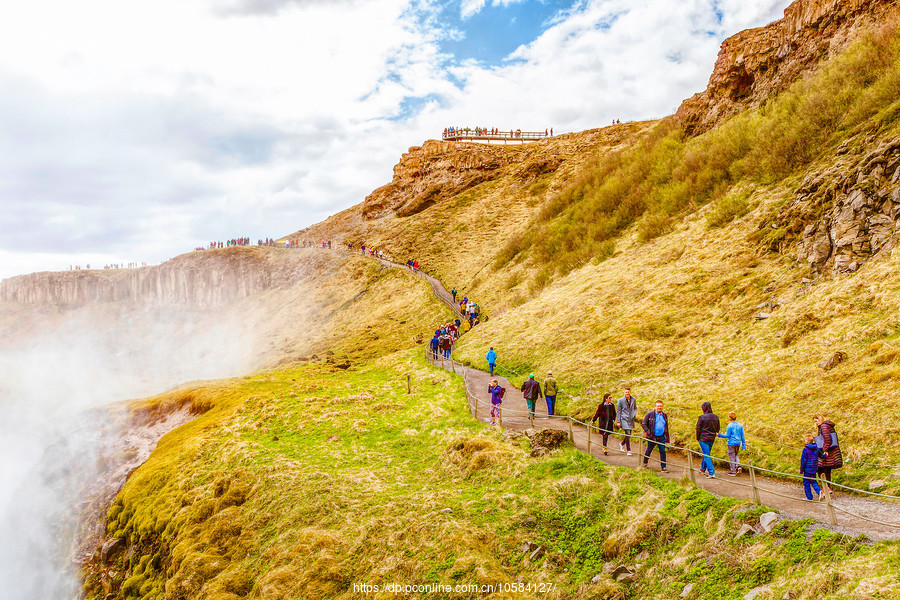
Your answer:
86;350;900;599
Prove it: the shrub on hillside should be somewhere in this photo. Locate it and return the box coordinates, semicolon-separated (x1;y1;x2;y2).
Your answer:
706;189;752;228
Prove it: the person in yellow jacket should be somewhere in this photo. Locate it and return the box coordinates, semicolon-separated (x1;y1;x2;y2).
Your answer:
543;371;558;415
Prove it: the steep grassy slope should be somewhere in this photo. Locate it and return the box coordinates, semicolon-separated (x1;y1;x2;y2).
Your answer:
295;19;900;490
85;350;900;600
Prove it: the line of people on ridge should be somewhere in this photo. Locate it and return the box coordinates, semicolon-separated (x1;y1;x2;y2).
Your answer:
348;243;390;261
442;127;553;138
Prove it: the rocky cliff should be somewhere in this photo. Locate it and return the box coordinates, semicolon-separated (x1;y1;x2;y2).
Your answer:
773;136;900;274
0;247;317;307
359;129;639;220
676;0;899;134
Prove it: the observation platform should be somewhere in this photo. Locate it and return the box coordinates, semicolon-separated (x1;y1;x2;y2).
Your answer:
442;129;551;143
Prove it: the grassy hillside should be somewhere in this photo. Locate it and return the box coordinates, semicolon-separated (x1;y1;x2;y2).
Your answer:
297;19;900;490
85;350;900;600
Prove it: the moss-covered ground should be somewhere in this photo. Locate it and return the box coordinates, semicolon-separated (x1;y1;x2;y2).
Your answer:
86;349;900;600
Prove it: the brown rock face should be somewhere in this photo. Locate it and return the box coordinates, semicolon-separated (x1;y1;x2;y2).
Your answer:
676;0;897;134
774;137;900;274
361;139;569;219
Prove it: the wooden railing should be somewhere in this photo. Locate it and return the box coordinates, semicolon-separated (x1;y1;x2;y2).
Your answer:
442;129;550;142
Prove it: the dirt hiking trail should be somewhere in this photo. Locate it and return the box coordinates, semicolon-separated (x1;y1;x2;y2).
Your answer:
373;256;900;541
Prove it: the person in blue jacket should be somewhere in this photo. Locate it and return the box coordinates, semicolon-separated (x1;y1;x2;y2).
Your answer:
801;433;823;501
429;335;440;359
718;411;747;476
485;347;497;375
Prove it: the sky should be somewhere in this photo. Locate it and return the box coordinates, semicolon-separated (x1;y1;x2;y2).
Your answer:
0;0;791;279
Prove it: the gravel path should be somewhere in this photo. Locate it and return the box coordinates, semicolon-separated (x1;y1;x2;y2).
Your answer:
375;256;900;541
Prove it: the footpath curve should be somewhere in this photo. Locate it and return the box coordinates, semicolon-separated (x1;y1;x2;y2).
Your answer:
369;255;900;541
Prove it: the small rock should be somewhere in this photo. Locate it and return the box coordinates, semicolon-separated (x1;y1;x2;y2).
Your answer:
680;583;694;598
616;572;637;583
610;565;633;579
530;446;549;457
441;508;452;514
602;562;617;575
745;586;770;600
101;539;122;563
591;574;604;584
783;590;798;600
823;339;833;346
759;512;779;533
754;313;771;320
869;480;886;491
889;472;900;479
819;351;847;370
524;428;536;438
735;524;755;539
326;434;341;442
432;378;442;385
524;516;537;526
519;541;539;553
529;546;545;561
123;546;137;563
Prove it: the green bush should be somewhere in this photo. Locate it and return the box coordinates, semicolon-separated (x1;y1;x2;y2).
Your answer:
706;189;752;228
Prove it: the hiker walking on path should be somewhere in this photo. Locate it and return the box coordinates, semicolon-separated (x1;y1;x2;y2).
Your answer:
485;347;497;375
488;379;504;425
543;371;558;415
521;374;543;417
801;433;824;501
718;411;746;476
696;402;721;478
430;335;440;360
591;393;616;455
616;388;637;456
642;400;670;473
440;333;453;359
815;413;843;492
452;288;457;302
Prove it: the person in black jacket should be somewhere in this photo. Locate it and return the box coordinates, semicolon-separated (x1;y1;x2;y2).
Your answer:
591;393;616;455
695;401;721;478
641;400;670;473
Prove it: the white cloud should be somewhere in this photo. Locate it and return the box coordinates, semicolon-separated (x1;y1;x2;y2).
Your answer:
0;0;791;279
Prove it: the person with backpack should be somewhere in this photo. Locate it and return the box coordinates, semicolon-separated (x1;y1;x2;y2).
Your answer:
429;335;440;360
452;288;457;302
591;392;616;455
642;400;670;473
801;433;823;501
543;371;558;416
616;388;638;456
815;413;843;493
696;402;721;478
718;411;746;476
440;333;453;359
485;347;497;375
488;379;505;425
521;374;542;417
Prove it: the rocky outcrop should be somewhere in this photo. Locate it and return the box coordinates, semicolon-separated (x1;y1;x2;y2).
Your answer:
774;137;900;274
363;140;530;219
0;247;319;307
676;0;898;134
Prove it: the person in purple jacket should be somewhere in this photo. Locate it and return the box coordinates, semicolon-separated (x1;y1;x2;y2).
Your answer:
488;379;504;425
801;433;823;501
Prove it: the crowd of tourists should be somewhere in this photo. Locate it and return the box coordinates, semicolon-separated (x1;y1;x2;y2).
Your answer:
442;127;553;139
69;262;148;270
485;370;844;500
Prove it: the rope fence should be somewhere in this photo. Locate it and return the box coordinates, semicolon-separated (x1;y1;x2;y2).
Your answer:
427;351;900;532
361;251;900;531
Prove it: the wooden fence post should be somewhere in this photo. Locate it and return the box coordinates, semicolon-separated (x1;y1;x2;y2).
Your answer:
587;425;592;455
687;447;696;485
821;477;838;526
749;460;761;505
407;374;411;395
637;436;643;468
568;417;574;443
